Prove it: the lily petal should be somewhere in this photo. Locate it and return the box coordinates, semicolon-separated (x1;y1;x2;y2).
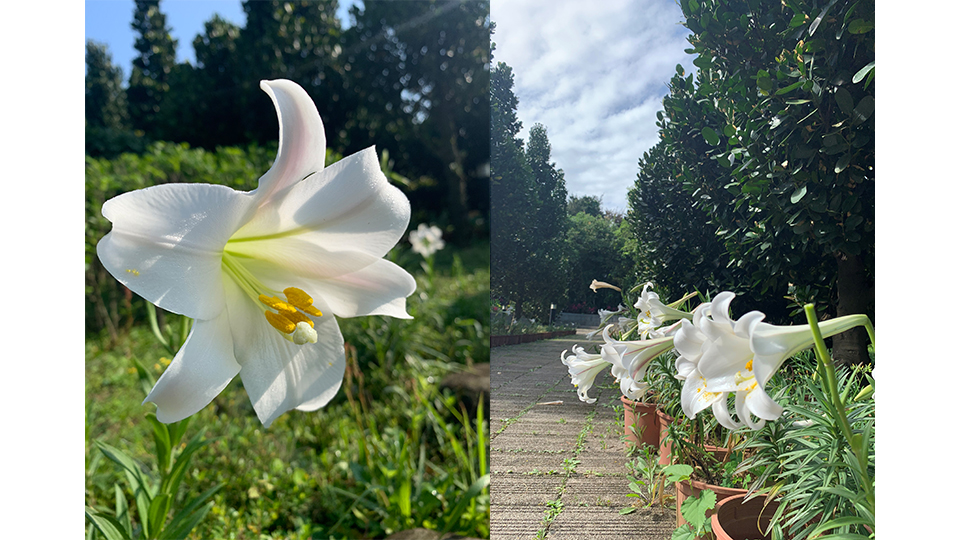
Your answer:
229;295;347;428
255;80;328;203
143;311;242;423
98;183;255;320
235;146;410;260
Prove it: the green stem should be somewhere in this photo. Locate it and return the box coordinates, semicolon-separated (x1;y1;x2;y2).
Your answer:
803;304;874;513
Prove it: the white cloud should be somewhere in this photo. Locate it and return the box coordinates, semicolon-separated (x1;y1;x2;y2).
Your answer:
491;0;695;212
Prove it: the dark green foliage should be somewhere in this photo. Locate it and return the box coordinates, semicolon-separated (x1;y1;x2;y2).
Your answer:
128;0;178;137
490;62;570;320
490;60;538;318
85;0;491;241
563;212;629;314
629;0;874;335
85;143;278;338
567;194;603;217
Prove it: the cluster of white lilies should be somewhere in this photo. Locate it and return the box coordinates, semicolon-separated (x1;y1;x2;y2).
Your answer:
562;283;871;430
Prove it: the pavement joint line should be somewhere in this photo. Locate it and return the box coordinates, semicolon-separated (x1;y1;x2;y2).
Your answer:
492;373;566;439
533;407;597;538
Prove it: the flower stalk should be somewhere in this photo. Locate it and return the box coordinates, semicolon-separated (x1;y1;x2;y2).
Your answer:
803;304;874;515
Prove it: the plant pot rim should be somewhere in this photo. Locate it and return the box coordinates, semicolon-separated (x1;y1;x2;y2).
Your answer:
621;395;656;406
711;493;779;540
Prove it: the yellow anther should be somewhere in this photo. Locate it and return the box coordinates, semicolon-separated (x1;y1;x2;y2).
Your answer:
284;308;314;328
283;287;323;316
745;359;754;371
264;311;297;334
259;294;298;314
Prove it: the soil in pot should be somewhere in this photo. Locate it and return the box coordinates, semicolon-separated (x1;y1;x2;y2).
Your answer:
711;493;778;540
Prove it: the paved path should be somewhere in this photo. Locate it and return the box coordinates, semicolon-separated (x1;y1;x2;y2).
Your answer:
489;329;676;540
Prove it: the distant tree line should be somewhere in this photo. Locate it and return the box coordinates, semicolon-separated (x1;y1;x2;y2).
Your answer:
85;0;491;240
490;50;639;321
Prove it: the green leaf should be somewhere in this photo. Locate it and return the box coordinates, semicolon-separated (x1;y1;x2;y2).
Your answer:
847;18;874;34
672;525;698;540
809;0;839;36
852;96;874;125
440;474;489;536
834;87;854;115
808;516;875;538
148;493;173;538
619;507;637;515
835;153;851;173
852;61;875;84
701;126;720;146
790;185;807;204
85;508;132;540
159;484;224;540
680;489;716;530
664;464;694;483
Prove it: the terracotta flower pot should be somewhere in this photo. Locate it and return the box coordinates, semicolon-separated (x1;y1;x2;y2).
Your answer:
621;396;659;449
711;493;779;540
675;478;747;527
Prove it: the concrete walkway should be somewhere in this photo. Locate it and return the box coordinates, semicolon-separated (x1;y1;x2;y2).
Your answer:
489;329;676;540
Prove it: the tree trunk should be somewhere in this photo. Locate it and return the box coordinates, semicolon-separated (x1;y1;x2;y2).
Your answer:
831;251;871;367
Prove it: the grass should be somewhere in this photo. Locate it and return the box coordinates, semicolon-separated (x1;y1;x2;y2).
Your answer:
85;242;490;539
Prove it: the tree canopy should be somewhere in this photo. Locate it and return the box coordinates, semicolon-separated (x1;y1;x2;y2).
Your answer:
85;0;491;241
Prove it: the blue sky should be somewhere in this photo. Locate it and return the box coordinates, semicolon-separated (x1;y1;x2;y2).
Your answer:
491;0;695;213
85;0;358;79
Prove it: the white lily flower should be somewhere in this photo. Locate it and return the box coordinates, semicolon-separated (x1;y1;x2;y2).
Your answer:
633;282;694;332
409;223;445;257
590;279;622;293
561;344;611;403
600;325;674;401
673;301;740;429
680;291;869;430
97;79;416;427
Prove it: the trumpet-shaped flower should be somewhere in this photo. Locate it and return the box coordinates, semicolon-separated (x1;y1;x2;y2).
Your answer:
677;291;868;429
633;283;694;335
97;79;416;427
409;223;445;257
561;344;611;403
600;325;674;400
590;279;622;293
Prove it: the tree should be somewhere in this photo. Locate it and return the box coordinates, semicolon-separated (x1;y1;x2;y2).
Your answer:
128;0;178;137
567;194;603;217
85;41;140;157
490;59;538;319
655;0;874;364
351;0;491;240
564;211;630;314
520;123;569;317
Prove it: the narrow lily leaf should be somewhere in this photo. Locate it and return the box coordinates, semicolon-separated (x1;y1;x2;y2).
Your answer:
85;508;131;540
159;484;223;540
148;493;173;539
161;430;213;499
95;440;155;537
807;516;874;538
147;414;173;473
113;484;133;539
